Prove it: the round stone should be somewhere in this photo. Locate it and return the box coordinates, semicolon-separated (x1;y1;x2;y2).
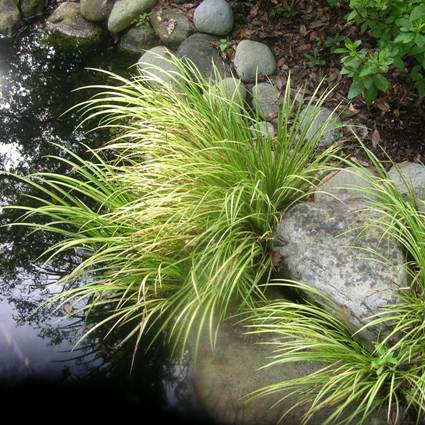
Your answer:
218;77;246;105
119;23;157;54
193;0;234;36
138;46;183;87
108;0;158;34
233;40;276;82
46;2;103;45
388;162;425;200
251;82;281;121
299;105;342;148
150;7;190;49
249;121;275;139
177;33;229;79
80;0;114;22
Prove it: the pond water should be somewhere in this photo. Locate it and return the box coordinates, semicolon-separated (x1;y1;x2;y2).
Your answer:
0;25;210;422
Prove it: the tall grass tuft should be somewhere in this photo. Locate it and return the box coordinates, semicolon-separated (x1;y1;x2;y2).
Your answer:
247;283;405;425
246;145;425;424
8;57;340;357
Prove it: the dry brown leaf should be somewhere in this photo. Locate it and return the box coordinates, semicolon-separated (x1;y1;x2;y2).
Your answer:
166;18;176;35
371;128;381;148
271;251;283;269
349;103;360;114
63;302;73;315
376;98;390;114
274;75;287;90
328;69;340;83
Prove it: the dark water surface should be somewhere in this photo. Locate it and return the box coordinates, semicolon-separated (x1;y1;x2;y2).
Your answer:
0;26;208;422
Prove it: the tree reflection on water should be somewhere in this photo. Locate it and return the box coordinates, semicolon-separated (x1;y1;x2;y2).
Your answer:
0;25;200;420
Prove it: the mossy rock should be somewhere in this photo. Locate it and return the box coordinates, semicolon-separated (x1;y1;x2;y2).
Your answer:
119;23;157;54
80;0;114;22
46;2;105;49
0;0;21;37
20;0;47;18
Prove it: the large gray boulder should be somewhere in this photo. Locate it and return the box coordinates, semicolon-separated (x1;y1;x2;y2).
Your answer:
190;320;389;425
46;2;103;45
388;162;425;201
20;0;47;18
138;46;183;87
177;33;229;79
80;0;114;22
0;0;21;37
193;0;234;36
119;22;157;54
233;40;276;82
108;0;157;34
150;7;190;48
300;105;342;148
274;200;406;343
251;82;281;121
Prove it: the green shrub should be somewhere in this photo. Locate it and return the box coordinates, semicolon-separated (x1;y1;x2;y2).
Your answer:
8;59;340;357
330;0;425;103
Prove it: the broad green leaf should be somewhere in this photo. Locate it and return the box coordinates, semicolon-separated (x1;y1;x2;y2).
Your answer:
373;74;390;92
394;32;415;44
348;79;363;99
364;84;378;104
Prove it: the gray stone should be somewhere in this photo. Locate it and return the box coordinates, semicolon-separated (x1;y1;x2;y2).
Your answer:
46;2;103;44
193;0;234;36
274;200;406;343
217;77;246;105
233;40;276;82
388;162;425;201
80;0;114;22
251;82;281;121
150;7;190;48
108;0;157;34
119;23;157;54
249;121;275;139
191;321;324;425
190;320;389;425
20;0;47;18
0;0;21;37
300;105;342;147
138;46;183;87
177;32;229;79
315;167;376;204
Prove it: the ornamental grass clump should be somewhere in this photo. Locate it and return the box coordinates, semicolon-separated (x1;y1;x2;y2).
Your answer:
247;147;425;424
9;57;339;355
247;284;404;425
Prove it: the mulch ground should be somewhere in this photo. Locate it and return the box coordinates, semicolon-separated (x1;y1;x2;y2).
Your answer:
173;0;425;167
48;0;425;166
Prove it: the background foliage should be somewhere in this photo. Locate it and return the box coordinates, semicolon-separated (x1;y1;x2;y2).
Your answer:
329;0;425;104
